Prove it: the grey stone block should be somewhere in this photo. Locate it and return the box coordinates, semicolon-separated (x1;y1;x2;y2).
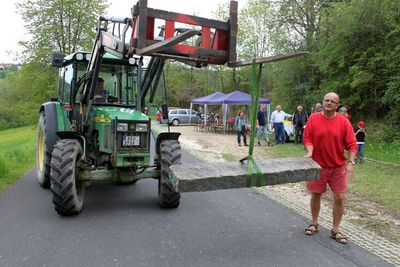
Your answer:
171;157;321;192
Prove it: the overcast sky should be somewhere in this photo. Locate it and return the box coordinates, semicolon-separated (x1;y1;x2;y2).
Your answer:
0;0;247;64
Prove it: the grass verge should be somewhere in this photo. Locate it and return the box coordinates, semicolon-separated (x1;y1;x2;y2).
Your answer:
0;126;36;193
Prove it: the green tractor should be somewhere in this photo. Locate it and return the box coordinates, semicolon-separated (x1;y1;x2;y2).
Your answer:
36;49;181;215
36;0;238;215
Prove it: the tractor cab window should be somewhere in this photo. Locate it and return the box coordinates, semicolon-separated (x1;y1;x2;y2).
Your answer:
96;64;137;106
58;64;74;103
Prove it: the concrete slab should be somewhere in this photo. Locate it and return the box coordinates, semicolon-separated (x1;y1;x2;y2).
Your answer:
172;157;321;192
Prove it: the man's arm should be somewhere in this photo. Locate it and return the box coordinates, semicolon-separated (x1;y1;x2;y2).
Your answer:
344;120;358;178
346;151;357;178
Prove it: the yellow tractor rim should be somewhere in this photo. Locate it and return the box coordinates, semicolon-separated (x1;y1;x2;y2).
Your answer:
38;129;45;172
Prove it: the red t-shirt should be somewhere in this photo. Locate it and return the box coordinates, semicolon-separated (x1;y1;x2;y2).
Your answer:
304;112;357;168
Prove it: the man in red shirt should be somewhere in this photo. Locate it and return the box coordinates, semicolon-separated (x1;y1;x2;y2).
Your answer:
303;92;357;244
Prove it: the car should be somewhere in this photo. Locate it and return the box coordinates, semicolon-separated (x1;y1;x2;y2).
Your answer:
168;108;201;126
270;115;295;142
283;115;295;142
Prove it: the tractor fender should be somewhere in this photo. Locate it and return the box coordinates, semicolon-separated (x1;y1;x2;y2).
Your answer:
39;102;60;153
155;132;181;155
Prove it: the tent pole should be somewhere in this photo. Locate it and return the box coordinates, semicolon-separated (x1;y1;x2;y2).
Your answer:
189;103;193;125
223;104;227;134
204;104;208;129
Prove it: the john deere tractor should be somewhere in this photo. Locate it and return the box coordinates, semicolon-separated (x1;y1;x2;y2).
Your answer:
36;0;238;215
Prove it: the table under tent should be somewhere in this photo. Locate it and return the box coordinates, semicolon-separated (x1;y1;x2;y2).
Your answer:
189;90;271;133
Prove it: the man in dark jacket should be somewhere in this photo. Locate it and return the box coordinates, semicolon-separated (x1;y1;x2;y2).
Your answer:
292;105;308;144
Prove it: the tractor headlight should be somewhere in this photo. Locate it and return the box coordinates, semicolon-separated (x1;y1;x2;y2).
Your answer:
136;123;148;132
117;123;128;132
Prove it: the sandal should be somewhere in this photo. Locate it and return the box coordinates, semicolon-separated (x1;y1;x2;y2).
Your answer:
330;230;348;244
304;224;319;235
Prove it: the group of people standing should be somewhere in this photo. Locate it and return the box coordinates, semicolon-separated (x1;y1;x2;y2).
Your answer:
234;104;272;147
270;104;308;145
235;103;309;146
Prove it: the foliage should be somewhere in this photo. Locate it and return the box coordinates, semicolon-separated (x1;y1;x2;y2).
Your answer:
0;126;36;193
315;0;400;121
16;0;107;62
0;0;108;130
163;62;253;109
238;0;275;59
0;63;57;130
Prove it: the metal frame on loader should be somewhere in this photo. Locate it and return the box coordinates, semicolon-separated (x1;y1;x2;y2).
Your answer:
36;0;239;215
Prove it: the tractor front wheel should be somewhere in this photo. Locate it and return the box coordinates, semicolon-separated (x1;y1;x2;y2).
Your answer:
50;139;85;215
36;112;51;188
158;140;181;208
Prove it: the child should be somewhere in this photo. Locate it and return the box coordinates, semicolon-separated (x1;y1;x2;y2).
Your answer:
235;111;248;146
355;121;367;163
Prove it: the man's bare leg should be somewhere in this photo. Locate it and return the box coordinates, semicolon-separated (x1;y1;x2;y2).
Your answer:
310;192;322;225
332;192;345;232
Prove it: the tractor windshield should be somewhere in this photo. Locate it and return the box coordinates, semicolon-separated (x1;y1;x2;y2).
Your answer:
73;61;138;107
96;64;137;107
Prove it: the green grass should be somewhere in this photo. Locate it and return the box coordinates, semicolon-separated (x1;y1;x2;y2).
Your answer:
0;126;36;193
265;142;306;158
365;140;400;164
349;162;400;214
222;153;236;161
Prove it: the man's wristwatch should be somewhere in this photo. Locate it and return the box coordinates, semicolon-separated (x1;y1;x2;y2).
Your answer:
348;160;355;166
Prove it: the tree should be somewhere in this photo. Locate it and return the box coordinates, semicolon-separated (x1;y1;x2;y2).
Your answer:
315;0;400;119
238;0;275;59
17;0;107;61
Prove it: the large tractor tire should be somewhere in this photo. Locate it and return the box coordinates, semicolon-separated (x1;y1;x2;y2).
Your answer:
158;139;181;208
50;139;85;215
36;112;51;188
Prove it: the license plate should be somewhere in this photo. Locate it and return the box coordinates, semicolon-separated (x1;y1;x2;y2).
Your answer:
123;135;140;146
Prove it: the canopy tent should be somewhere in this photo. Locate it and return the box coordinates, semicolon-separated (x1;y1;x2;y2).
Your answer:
189;90;271;132
223;90;270;105
220;91;270;131
191;92;226;105
189;92;227;127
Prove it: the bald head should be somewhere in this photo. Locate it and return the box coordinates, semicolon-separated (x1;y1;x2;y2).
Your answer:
322;92;340;115
324;92;339;103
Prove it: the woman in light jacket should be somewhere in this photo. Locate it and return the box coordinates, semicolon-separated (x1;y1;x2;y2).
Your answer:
235;111;247;146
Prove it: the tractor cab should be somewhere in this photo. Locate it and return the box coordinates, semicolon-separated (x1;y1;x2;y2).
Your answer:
54;52;140;108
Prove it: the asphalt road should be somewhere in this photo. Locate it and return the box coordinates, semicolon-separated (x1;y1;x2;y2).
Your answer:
0;152;392;267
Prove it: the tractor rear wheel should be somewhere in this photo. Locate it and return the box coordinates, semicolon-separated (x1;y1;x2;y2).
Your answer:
50;139;85;215
158;140;181;208
36;112;51;188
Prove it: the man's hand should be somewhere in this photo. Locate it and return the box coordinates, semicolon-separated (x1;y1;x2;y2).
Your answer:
304;145;313;158
304;151;313;158
346;162;355;179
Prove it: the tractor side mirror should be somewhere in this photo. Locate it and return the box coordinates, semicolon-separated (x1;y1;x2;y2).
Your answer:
161;104;169;120
51;52;65;68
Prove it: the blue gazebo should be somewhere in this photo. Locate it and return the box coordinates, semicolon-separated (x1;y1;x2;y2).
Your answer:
190;90;270;132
